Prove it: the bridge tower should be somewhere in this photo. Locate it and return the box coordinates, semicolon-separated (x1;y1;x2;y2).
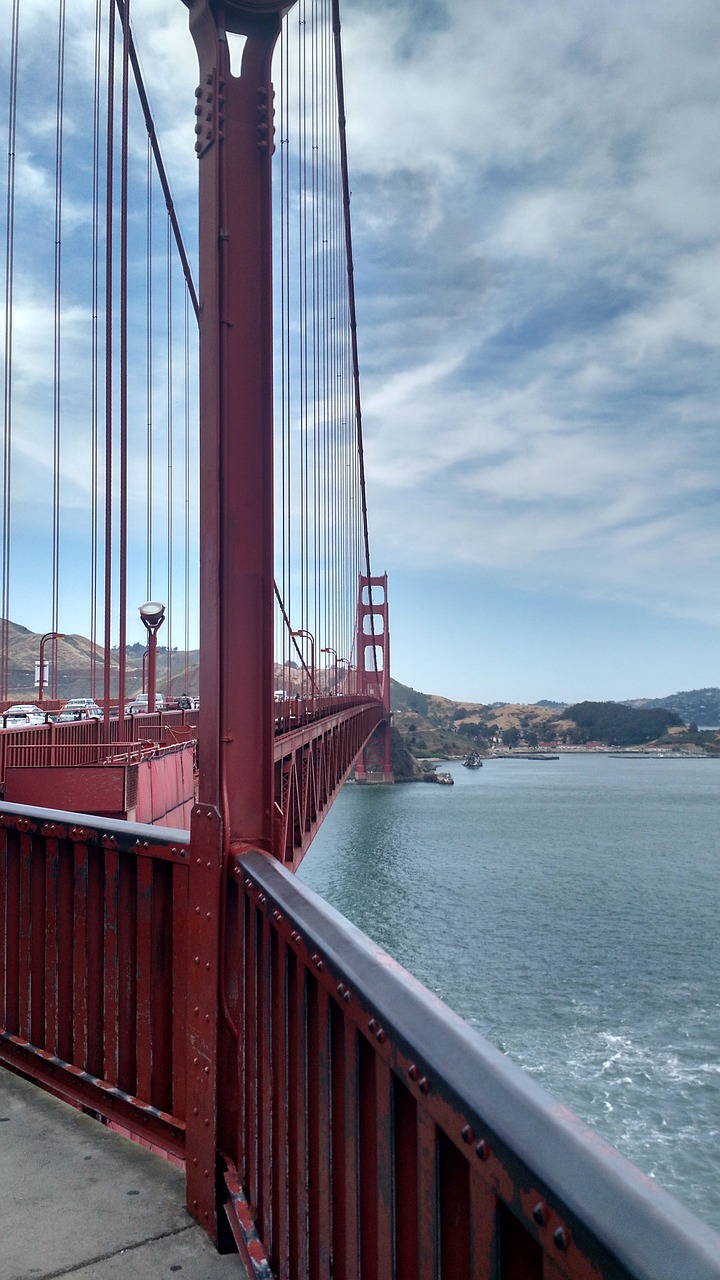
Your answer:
354;573;394;783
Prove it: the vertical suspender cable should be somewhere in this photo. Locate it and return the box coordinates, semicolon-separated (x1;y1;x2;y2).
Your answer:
166;219;174;697
1;0;20;699
102;0;116;721
184;287;190;693
146;136;153;602
90;0;104;699
51;0;67;699
116;0;131;721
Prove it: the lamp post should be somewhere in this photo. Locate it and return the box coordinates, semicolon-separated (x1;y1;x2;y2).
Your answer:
38;631;65;703
141;648;150;694
139;602;165;716
291;629;316;699
320;645;338;694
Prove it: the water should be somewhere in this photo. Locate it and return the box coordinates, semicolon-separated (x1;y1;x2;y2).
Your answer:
299;753;720;1230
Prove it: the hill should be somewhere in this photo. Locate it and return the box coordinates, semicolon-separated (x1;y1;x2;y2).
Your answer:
389;680;720;756
624;688;720;727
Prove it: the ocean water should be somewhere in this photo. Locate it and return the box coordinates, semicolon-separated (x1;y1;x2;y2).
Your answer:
299;753;720;1230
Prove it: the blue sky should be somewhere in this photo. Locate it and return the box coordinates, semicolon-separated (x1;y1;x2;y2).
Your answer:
2;0;719;704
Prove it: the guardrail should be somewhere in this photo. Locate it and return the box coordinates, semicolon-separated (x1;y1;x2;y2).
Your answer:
0;804;190;1158
231;849;720;1280
3;800;720;1278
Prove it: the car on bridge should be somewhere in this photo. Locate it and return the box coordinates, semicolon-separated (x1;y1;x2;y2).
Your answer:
125;694;166;714
3;703;46;725
58;698;103;721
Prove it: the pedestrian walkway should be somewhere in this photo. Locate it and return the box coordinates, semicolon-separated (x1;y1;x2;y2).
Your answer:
1;1068;246;1280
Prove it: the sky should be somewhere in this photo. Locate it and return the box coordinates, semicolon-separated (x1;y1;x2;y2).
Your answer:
2;0;719;705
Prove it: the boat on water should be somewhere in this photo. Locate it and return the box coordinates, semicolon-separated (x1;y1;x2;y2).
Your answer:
463;750;483;768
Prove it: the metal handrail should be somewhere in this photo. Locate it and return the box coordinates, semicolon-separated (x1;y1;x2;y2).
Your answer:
236;848;720;1280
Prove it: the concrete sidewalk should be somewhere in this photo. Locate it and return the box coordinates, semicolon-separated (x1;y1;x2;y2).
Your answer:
0;1068;247;1280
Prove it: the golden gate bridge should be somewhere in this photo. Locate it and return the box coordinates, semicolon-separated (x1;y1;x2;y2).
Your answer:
1;3;719;1278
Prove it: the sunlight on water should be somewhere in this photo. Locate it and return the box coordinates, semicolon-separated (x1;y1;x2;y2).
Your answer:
299;754;720;1230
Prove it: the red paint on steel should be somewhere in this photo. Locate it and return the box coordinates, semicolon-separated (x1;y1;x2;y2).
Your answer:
117;852;137;1093
171;862;189;1119
270;925;288;1272
498;1203;544;1280
72;842;89;1068
185;802;223;1239
44;834;59;1054
469;1172;497;1278
188;1;295;854
416;1108;439;1280
86;847;104;1079
258;909;273;1253
438;1131;471;1280
241;881;259;1218
287;945;309;1278
135;855;154;1101
393;1083;420;1280
17;829;31;1041
151;861;174;1113
102;847;119;1085
308;980;333;1277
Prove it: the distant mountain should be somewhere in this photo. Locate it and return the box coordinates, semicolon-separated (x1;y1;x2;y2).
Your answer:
624;688;720;726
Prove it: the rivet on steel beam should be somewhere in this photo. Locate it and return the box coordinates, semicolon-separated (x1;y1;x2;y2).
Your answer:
193;1108;199;1117
533;1202;547;1226
258;893;266;906
475;1139;490;1161
343;990;351;1003
193;1199;198;1209
376;1028;386;1044
368;1019;377;1034
337;983;345;997
195;907;200;915
206;912;211;920
461;1125;473;1144
205;962;211;971
553;1227;569;1251
193;1057;199;1066
194;1006;199;1015
408;1064;419;1081
418;1077;430;1095
194;956;200;965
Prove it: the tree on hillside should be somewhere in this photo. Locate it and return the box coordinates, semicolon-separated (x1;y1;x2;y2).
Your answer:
564;701;683;746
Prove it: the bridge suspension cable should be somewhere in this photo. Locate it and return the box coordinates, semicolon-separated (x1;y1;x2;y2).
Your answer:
0;0;199;704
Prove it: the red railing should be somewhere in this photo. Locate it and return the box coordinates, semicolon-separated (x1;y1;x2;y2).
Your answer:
231;849;720;1280
0;804;189;1159
3;803;720;1278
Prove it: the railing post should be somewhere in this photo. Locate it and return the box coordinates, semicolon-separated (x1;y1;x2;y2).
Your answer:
185;801;223;1238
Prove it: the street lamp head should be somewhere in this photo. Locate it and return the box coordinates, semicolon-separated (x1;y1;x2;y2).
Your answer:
139;601;165;631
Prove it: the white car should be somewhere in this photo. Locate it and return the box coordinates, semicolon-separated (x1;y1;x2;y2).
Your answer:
60;698;103;720
4;703;46;725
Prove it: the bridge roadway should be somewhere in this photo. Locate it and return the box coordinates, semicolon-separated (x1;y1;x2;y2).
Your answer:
1;1068;246;1280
